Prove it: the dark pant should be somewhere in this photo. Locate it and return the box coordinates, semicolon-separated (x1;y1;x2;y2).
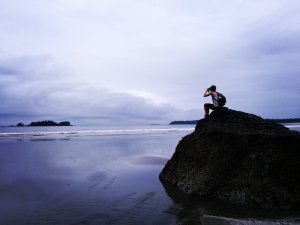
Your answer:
204;103;216;115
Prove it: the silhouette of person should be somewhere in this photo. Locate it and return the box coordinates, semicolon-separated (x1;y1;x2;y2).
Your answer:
203;85;219;117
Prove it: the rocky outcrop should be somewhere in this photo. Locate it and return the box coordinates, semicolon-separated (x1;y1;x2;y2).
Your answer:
160;108;300;209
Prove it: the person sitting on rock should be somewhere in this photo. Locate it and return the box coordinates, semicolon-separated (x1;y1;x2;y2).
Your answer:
203;85;226;117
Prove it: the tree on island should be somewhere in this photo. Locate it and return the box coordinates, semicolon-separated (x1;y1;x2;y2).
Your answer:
29;120;72;126
15;120;72;126
58;121;71;126
169;120;199;125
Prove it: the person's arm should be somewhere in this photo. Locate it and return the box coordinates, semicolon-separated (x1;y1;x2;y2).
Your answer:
203;88;212;97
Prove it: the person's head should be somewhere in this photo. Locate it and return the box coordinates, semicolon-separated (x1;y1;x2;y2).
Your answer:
209;85;216;92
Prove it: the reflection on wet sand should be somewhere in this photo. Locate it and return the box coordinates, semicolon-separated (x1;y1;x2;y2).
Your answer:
160;179;300;225
30;138;71;141
128;155;169;166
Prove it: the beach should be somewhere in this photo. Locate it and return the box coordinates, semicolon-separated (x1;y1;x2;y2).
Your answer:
0;124;300;225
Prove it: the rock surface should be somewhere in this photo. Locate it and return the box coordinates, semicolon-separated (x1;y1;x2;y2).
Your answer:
160;108;300;209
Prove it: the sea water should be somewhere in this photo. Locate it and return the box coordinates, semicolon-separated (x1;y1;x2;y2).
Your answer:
0;124;299;225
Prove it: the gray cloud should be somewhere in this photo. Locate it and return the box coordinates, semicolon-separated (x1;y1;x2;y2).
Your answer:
0;0;300;124
0;55;197;125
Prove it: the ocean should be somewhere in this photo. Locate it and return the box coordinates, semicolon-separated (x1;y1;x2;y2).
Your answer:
0;124;299;225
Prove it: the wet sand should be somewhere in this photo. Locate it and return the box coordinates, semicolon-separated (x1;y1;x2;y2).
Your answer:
0;130;300;225
0;133;180;225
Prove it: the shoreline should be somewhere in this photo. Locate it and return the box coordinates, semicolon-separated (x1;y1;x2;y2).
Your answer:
169;119;300;125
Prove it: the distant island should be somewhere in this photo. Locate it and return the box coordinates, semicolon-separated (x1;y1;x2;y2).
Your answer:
169;120;199;125
15;120;72;127
169;118;300;125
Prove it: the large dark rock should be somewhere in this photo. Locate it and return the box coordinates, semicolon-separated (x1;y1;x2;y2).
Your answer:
160;108;300;209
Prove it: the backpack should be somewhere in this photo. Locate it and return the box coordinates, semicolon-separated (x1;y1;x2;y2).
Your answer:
217;92;226;107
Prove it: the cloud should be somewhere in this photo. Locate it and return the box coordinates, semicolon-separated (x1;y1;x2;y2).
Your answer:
0;0;300;124
0;55;198;125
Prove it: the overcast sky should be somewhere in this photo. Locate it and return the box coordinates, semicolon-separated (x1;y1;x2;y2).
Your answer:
1;0;300;125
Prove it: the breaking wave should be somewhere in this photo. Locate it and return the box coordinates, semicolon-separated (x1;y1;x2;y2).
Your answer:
0;127;194;139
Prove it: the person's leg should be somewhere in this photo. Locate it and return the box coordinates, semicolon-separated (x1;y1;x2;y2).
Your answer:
204;103;215;116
